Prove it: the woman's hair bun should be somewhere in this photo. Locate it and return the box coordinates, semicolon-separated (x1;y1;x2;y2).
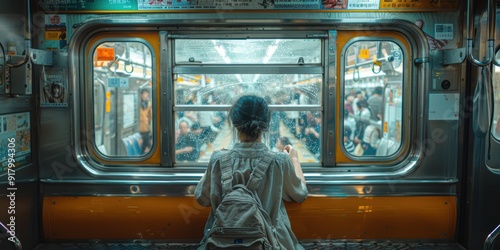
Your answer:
229;95;270;139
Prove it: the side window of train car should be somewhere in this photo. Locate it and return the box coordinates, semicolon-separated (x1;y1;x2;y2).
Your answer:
172;35;323;164
342;40;405;159
92;41;154;158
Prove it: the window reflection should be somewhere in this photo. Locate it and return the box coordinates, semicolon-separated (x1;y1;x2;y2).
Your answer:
343;41;403;157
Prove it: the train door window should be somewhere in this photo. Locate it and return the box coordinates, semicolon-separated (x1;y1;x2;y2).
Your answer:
92;41;154;158
342;40;404;158
172;36;323;163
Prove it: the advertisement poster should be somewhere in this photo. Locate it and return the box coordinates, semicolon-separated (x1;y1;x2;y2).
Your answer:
45;14;68;51
0;112;31;173
41;0;458;11
40;67;68;107
42;0;138;11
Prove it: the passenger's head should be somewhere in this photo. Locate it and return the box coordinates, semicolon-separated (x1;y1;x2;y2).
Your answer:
346;95;354;103
276;136;292;151
344;109;352;120
344;126;352;142
312;112;321;123
141;89;150;101
355;91;363;99
179;120;190;135
229;95;270;142
357;99;368;109
374;86;383;96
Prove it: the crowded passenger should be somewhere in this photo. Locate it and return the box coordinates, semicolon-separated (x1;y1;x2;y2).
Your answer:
197;96;219;152
360;124;381;155
139;88;152;154
367;86;383;120
265;96;281;149
353;99;372;155
344;127;355;154
304;112;321;159
175;120;200;161
276;136;292;152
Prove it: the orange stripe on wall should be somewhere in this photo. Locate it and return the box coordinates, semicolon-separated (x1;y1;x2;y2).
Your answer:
43;196;456;240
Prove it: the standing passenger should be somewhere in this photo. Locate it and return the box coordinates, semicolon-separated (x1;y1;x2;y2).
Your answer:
367;86;383;120
139;88;152;154
195;95;308;250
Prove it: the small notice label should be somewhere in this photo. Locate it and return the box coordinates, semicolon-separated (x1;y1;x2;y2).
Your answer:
108;78;129;88
347;0;379;9
434;24;453;40
359;49;370;59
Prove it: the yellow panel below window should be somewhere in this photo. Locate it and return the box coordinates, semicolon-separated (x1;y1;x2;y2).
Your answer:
43;195;456;240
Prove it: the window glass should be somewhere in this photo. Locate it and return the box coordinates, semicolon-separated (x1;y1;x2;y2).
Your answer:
175;111;229;163
174;74;322;162
174;111;321;163
174;37;323;164
174;73;322;163
493;51;500;139
92;41;153;157
343;41;404;157
174;39;321;64
174;74;321;105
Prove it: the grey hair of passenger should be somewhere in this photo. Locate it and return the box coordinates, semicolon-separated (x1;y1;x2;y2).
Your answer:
229;95;271;141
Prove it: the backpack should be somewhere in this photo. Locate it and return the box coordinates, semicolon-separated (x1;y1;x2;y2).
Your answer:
204;152;280;250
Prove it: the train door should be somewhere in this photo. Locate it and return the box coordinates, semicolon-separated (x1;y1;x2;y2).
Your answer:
462;5;500;249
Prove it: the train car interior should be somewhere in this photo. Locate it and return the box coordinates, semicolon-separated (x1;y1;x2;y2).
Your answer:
1;0;500;249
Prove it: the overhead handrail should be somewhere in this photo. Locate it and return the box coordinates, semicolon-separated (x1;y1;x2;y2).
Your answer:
493;42;500;67
466;0;495;67
345;55;394;70
484;223;500;250
372;59;382;74
0;221;22;250
123;43;135;73
353;66;360;82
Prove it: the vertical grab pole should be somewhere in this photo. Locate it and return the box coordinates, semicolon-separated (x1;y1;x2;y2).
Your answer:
466;0;495;67
484;224;500;250
0;221;22;250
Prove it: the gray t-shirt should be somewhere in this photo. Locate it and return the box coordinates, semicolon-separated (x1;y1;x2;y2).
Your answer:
195;142;308;250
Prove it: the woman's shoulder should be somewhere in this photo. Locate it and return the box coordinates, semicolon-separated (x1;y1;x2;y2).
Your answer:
208;149;230;162
209;149;290;165
273;151;291;164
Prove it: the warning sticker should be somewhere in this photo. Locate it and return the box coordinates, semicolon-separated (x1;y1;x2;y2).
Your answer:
96;48;116;61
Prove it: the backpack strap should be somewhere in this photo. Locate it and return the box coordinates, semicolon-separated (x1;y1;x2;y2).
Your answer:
220;152;234;196
247;152;275;191
220;151;275;195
